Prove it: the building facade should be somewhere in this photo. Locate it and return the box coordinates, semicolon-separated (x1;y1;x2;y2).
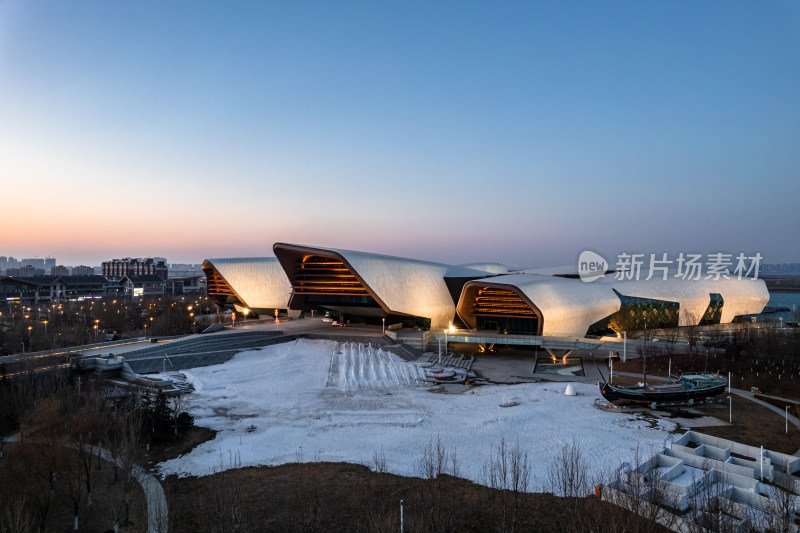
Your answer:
102;258;168;281
204;243;770;337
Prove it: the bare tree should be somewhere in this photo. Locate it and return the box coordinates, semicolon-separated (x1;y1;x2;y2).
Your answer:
481;436;531;533
414;435;462;533
205;450;249;533
0;491;36;533
685;464;738;533
170;393;187;437
59;448;87;531
600;446;679;531
104;406;144;532
683;312;700;356
757;472;798;533
372;447;387;474
545;438;588;533
289;446;324;533
6;395;69;532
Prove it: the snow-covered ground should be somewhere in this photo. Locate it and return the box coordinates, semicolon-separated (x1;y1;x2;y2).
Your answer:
158;339;675;488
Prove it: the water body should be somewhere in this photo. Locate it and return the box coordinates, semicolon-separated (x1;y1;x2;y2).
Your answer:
764;291;800;323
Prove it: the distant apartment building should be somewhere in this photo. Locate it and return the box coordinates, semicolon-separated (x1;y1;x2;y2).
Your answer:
169;263;204;278
20;257;55;270
165;275;204;295
0;257;25;275
121;274;166;297
21;258;45;269
71;265;94;276
8;265;46;277
0;275;111;307
762;263;800;274
51;276;110;302
102;258;168;281
51;265;70;276
0;257;19;275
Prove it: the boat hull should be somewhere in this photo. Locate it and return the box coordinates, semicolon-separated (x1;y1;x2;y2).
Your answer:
599;378;727;404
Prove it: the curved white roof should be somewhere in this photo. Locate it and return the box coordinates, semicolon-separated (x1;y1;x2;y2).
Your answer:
459;262;510;275
274;243;491;329
602;276;768;326
458;274;621;336
458;274;769;336
203;257;291;312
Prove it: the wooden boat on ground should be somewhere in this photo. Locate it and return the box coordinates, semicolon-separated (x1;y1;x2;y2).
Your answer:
599;372;728;404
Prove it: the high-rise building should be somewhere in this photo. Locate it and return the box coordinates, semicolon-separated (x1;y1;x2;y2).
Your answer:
102;258;168;281
51;265;70;276
13;265;46;277
72;265;94;277
21;258;46;269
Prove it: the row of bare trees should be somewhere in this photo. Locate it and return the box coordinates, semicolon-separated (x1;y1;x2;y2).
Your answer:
0;372;189;532
0;294;215;355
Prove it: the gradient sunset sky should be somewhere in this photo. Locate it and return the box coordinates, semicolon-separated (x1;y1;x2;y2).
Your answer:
1;1;798;268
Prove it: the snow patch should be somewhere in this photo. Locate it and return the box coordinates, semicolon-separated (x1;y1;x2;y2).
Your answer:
157;338;673;488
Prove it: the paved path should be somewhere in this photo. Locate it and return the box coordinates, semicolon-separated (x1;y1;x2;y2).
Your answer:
89;446;168;533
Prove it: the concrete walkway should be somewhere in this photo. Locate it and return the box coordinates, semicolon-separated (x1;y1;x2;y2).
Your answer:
89;445;168;533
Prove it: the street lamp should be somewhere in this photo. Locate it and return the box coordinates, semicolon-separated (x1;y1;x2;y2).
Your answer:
445;322;455;356
622;331;627;362
382;317;385;335
43;320;47;334
728;396;732;423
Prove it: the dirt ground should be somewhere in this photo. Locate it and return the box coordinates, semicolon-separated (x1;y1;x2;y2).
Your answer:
144;425;217;467
610;354;800;454
163;461;671;533
615;352;800;400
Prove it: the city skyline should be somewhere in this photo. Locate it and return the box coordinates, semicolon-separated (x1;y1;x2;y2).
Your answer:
1;1;798;267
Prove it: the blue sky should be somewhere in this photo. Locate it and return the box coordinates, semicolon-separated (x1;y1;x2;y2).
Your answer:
1;1;798;267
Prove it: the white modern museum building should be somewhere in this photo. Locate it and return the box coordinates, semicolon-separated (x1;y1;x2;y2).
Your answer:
202;243;769;338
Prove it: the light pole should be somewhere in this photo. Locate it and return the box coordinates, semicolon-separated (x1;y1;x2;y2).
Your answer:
622;331;626;362
787;406;790;434
382;317;385;335
728;396;732;423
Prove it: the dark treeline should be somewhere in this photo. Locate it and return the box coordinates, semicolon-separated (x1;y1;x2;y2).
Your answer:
0;371;192;532
0;294;216;355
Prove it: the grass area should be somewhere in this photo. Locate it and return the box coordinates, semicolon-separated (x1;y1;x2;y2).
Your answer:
144;425;217;467
164;461;672;533
607;356;800;454
614;352;800;400
691;395;800;454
